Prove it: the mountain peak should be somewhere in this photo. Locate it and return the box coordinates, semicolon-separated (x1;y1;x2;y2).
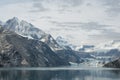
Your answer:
13;17;18;19
11;17;20;22
4;17;20;30
6;17;20;25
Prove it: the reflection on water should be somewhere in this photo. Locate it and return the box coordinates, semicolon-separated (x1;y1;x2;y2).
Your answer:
0;67;120;80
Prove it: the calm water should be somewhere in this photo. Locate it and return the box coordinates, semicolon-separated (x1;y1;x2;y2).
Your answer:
0;67;120;80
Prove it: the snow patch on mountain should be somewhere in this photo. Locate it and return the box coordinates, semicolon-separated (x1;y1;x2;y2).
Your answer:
3;17;62;51
56;36;96;52
4;17;46;39
56;36;76;50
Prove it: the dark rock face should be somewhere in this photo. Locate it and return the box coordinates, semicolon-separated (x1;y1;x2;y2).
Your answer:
55;50;81;63
0;28;69;67
104;59;120;68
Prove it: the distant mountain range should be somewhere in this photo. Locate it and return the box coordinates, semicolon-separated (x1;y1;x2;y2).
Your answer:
55;34;120;67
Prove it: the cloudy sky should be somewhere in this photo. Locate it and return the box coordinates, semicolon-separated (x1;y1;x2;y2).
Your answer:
0;0;120;46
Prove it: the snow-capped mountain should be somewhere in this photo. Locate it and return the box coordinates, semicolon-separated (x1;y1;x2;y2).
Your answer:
56;36;76;50
56;36;95;52
93;40;120;64
56;35;120;66
81;40;120;67
4;17;45;39
3;17;62;51
2;17;120;67
73;40;120;53
92;40;120;53
0;26;69;67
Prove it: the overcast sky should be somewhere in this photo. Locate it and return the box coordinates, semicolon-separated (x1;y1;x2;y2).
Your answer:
0;0;120;46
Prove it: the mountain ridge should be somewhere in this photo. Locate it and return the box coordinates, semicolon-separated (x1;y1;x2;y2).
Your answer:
0;27;69;67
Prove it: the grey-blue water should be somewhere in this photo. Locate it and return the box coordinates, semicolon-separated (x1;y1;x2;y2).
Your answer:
0;67;120;80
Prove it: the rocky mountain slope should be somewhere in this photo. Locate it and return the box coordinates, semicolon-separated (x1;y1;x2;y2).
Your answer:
0;27;69;67
55;50;82;63
104;58;120;68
